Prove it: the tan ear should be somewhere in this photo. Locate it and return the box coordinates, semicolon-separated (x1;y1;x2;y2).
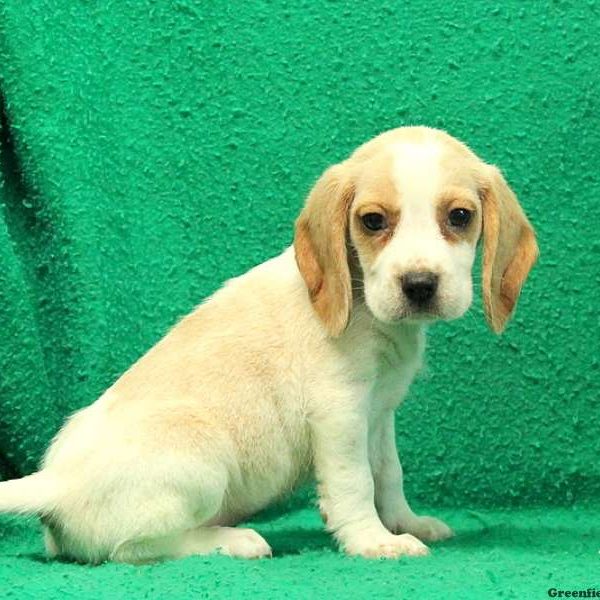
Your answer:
294;163;354;337
481;165;539;333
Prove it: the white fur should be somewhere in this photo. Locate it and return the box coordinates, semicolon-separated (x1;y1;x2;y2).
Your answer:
0;128;507;564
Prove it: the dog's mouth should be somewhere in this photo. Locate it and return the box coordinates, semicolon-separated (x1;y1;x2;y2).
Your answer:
375;304;442;325
398;308;441;324
397;299;471;325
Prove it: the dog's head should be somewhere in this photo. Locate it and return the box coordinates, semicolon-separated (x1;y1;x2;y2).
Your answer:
294;126;538;336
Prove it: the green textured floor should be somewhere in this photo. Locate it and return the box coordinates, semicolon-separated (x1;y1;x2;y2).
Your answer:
1;505;598;599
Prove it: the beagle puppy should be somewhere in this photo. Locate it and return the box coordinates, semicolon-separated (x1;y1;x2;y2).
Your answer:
0;126;538;564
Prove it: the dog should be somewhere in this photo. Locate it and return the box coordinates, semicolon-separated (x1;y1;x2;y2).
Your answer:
0;126;538;564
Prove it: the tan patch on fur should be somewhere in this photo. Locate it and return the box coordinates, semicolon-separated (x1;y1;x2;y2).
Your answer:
294;163;355;337
352;201;400;261
351;126;479;166
348;152;402;267
480;166;539;333
436;187;481;244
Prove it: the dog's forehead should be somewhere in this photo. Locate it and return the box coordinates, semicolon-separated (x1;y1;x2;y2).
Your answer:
354;140;476;207
391;141;444;202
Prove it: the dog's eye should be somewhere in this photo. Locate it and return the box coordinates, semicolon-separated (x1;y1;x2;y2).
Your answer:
361;212;388;232
448;208;472;228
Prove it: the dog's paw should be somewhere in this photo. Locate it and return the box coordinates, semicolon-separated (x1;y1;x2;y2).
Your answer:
344;532;430;559
217;528;272;559
397;515;454;542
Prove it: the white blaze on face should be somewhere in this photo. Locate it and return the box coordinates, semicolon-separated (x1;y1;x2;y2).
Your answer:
392;142;443;208
388;142;445;272
362;141;477;323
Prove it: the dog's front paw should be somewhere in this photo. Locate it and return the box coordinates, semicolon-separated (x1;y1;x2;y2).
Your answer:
392;515;454;542
344;532;430;559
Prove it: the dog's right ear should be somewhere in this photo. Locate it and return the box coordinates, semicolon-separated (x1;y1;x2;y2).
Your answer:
294;162;355;337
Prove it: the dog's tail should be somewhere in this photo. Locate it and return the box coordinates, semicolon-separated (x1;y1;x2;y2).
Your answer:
0;471;60;515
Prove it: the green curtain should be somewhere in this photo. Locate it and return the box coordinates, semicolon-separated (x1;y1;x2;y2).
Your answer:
0;0;598;507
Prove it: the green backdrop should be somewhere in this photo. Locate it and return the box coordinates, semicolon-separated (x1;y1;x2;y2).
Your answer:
0;1;599;596
1;0;599;505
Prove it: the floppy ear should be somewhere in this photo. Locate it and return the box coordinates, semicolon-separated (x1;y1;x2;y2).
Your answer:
481;165;539;334
294;163;354;337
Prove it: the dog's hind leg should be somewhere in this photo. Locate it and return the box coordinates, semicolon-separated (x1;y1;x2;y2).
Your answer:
111;525;272;563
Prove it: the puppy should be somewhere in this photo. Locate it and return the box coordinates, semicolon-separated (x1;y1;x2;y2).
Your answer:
0;126;538;564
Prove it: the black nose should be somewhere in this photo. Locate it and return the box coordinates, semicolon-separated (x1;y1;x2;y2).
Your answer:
401;271;439;305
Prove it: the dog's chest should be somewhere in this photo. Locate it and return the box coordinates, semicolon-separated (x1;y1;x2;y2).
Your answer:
370;325;425;411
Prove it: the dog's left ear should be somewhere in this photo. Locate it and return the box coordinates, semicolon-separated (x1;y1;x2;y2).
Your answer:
294;162;355;337
480;165;539;334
